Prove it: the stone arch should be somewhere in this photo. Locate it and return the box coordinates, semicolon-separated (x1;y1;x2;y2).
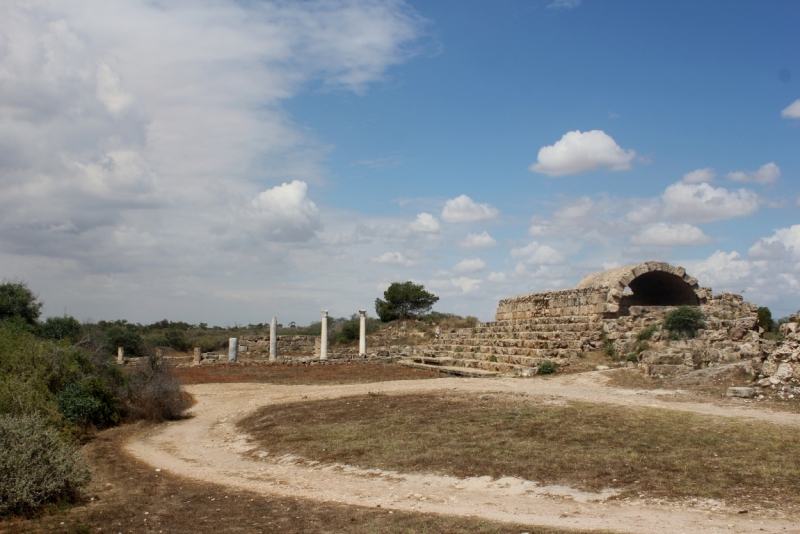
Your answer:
575;261;709;316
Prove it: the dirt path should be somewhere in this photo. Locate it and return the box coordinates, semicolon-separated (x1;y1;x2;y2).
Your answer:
126;371;800;534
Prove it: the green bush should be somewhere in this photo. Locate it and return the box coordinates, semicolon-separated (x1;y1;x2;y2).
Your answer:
189;334;227;353
164;330;191;352
104;325;145;357
662;306;705;338
38;316;83;343
757;307;776;333
626;353;639;362
55;377;120;428
0;414;89;516
0;281;42;326
336;320;360;344
603;341;617;360
488;355;497;362
537;360;558;375
636;324;658;340
0;375;66;431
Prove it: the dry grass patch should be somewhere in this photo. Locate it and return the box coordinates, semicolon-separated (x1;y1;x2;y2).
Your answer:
174;361;443;386
0;424;597;534
239;392;800;511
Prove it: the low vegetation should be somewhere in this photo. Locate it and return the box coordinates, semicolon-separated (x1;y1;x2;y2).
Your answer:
240;392;800;509
537;360;558;374
0;415;89;516
636;324;657;340
4;426;591;534
662;306;705;338
0;281;190;517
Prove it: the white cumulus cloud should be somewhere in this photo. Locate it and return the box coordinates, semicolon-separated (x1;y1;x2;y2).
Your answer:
781;99;800;119
249;180;321;242
370;252;416;266
453;258;486;273
693;251;752;287
662;182;759;223
450;277;481;293
487;272;507;282
457;231;497;249
529;130;636;176
631;223;711;247
749;225;800;260
726;162;781;184
511;242;566;264
409;212;440;233
96;63;134;117
683;168;715;184
441;195;500;223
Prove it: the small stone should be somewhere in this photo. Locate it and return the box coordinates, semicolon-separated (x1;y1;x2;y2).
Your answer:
726;387;755;398
595;365;610;371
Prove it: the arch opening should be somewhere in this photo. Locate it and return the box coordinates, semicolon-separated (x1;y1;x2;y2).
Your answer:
617;271;700;314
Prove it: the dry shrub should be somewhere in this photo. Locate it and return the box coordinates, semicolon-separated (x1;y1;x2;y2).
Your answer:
0;414;89;516
122;352;192;422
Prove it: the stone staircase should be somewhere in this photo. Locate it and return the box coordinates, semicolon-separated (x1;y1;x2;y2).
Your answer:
400;315;604;377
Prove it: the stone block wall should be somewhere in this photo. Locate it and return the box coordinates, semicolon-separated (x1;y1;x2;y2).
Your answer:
238;334;320;356
749;311;800;394
598;293;788;380
495;287;611;321
605;293;759;356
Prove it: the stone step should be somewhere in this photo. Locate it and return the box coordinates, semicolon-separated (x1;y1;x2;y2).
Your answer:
431;339;585;350
438;333;587;342
458;316;599;329
398;359;500;378
451;324;601;335
422;349;571;367
428;343;583;355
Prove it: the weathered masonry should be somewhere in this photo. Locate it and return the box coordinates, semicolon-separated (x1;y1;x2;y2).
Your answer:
406;261;761;377
495;262;708;321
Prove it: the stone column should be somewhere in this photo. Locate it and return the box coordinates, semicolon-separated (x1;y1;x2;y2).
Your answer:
359;309;367;357
228;337;239;362
116;347;124;364
270;317;278;362
320;310;328;361
193;347;201;365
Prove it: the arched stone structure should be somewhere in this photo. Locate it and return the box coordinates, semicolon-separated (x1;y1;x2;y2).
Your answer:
575;261;708;316
495;261;710;321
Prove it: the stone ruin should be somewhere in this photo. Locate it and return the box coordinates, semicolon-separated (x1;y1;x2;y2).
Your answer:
409;261;800;395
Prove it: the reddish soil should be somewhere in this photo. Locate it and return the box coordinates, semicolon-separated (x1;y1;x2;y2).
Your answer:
174;361;444;385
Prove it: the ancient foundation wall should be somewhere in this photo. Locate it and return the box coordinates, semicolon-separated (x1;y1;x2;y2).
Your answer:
495;287;611;321
239;334;320;356
601;293;769;377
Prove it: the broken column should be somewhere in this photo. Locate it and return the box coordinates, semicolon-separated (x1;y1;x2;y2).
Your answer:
116;347;124;364
320;310;328;361
359;309;367;357
228;337;239;362
270;317;277;362
193;347;201;365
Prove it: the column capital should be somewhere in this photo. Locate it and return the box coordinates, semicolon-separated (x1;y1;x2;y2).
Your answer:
358;309;367;317
321;310;329;317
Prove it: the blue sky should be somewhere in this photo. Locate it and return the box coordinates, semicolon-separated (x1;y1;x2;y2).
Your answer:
1;0;799;324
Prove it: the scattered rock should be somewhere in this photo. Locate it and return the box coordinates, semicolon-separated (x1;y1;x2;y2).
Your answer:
726;387;755;398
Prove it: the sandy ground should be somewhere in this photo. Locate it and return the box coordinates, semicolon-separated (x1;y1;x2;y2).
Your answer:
126;371;800;534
